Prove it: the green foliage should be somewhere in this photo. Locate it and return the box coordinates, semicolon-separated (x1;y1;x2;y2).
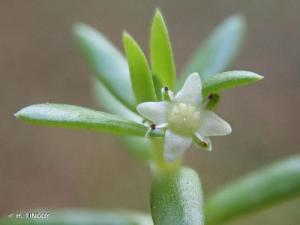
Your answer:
151;167;204;225
0;210;152;225
150;9;176;90
92;79;142;123
15;104;162;137
13;9;284;225
123;32;157;103
179;14;246;86
151;74;163;100
202;70;263;96
205;155;300;225
73;23;136;111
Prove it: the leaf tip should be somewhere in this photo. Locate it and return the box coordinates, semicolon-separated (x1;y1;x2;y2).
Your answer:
14;110;21;118
231;70;264;82
225;14;247;30
122;31;139;54
154;8;163;18
72;22;88;36
247;71;264;81
152;8;166;28
14;106;30;120
122;30;132;43
256;74;264;81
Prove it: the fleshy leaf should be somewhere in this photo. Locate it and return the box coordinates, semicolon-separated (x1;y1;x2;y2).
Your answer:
179;14;246;87
15;104;162;137
205;155;300;225
73;23;135;111
152;74;163;100
92;78;142;123
123;32;157;103
202;70;263;96
0;210;153;225
150;9;176;90
151;167;204;225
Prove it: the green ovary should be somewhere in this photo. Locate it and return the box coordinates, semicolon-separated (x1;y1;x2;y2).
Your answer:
167;103;203;136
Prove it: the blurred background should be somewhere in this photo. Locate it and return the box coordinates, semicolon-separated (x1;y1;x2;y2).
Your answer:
0;0;299;224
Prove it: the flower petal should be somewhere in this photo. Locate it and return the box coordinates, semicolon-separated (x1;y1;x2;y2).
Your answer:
164;129;192;161
137;102;169;124
175;73;202;105
198;111;232;136
193;133;212;151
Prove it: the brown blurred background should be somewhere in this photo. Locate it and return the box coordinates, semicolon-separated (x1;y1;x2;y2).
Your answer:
0;0;299;224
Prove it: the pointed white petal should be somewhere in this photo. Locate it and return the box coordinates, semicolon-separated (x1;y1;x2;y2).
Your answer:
137;102;169;124
198;111;232;136
175;73;202;105
164;129;192;161
193;133;212;151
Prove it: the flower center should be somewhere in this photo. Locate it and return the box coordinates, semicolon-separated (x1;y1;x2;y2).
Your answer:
167;102;203;136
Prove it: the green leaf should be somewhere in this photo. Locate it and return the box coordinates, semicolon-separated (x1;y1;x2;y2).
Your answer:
205;155;300;225
15;104;162;137
202;70;263;96
151;167;204;225
92;78;142;123
123;32;157;103
150;9;176;90
179;14;246;87
92;79;154;163
73;23;136;111
152;74;163;100
0;210;152;225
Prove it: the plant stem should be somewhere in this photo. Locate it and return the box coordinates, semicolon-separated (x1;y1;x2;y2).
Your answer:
150;138;181;174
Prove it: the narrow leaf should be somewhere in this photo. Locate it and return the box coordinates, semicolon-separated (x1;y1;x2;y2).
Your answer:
92;78;142;123
179;14;246;86
205;155;300;225
123;32;157;103
0;210;153;225
73;23;135;111
152;74;163;100
202;70;263;96
150;9;176;90
151;167;204;225
15;104;162;137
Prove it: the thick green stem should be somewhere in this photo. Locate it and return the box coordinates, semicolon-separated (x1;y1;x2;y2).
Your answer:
150;167;205;225
150;138;180;173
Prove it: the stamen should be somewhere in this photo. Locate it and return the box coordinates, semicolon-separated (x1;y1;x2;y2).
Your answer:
150;124;156;130
202;140;208;147
205;93;220;110
193;135;210;150
145;123;156;138
161;86;174;101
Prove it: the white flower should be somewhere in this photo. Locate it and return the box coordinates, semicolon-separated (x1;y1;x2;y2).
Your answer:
137;73;232;161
